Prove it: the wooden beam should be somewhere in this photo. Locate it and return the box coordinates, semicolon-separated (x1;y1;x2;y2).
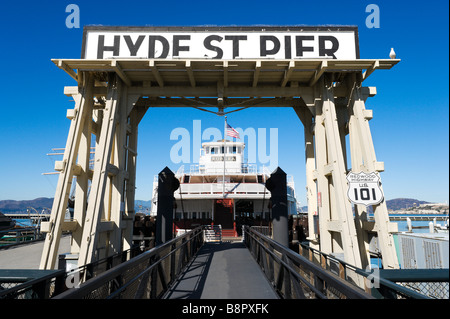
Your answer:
253;61;261;87
40;74;94;270
281;61;295;87
186;60;196;87
149;60;164;87
64;86;107;97
362;60;379;81
58;60;78;81
129;85;318;98
223;60;229;88
309;60;328;86
78;75;121;267
111;60;132;87
137;97;304;108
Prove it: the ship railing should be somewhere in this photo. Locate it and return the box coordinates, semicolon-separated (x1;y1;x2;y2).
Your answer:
188;164;258;175
204;225;222;243
175;182;271;197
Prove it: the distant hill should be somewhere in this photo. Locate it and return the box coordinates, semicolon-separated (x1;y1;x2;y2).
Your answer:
385;198;429;211
0;198;152;213
0;197;53;213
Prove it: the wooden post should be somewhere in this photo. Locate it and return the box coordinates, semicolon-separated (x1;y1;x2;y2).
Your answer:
78;73;122;267
293;104;319;249
71;89;93;255
348;84;399;269
40;73;94;270
314;83;332;256
321;79;362;269
122;103;140;252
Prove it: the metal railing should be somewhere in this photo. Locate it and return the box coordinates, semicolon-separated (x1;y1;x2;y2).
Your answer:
204;225;222;243
189;163;259;175
52;226;204;299
243;226;373;299
0;227;44;247
295;242;449;299
0;244;143;299
250;225;271;236
355;268;449;299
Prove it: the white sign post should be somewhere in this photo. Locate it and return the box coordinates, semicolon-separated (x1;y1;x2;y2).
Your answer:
346;172;384;207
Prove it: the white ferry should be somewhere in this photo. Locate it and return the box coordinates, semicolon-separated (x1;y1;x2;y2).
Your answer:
150;139;298;237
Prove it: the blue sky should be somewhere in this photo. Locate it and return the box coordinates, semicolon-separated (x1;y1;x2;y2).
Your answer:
0;0;448;206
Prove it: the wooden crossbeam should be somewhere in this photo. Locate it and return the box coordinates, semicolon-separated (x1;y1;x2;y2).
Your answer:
185;60;196;87
111;60;132;87
223;61;229;87
58;60;78;81
281;61;295;87
77;75;122;267
40;75;94;270
136;97;303;108
362;60;379;81
253;61;261;87
149;60;164;87
309;61;328;86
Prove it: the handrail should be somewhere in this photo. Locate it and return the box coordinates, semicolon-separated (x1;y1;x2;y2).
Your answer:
296;241;448;299
354;268;431;299
53;226;204;299
204;225;222;243
0;243;142;299
243;226;374;299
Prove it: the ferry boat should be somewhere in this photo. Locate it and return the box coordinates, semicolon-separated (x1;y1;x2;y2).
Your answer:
150;139;298;237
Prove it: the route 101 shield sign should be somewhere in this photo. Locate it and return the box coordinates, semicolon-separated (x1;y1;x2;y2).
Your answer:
346;172;384;207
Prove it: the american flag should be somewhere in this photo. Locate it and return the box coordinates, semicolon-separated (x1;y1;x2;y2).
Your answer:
226;123;240;139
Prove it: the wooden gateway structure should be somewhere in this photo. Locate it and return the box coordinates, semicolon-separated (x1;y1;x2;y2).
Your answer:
40;26;400;271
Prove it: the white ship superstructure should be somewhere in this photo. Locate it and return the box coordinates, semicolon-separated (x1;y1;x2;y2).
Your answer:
151;140;297;236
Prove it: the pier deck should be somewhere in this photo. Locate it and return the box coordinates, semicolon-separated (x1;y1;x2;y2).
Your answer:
163;241;278;299
0;235;71;269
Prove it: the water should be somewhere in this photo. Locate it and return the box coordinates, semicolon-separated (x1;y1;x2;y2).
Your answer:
391;214;449;234
12;218;35;228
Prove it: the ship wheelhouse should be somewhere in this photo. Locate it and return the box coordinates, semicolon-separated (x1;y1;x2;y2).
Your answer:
151;140;297;237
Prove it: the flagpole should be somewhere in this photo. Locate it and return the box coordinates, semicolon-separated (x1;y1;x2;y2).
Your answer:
223;116;227;198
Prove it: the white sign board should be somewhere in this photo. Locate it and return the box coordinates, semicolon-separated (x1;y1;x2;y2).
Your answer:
346;171;384;207
82;27;359;60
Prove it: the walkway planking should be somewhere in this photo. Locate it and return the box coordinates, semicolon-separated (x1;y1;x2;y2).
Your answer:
163;241;278;299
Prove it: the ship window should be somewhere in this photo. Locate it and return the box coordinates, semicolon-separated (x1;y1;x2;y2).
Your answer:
192;212;197;219
231;146;237;154
237;147;242;154
221;146;225;154
211;147;217;154
205;147;209;154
